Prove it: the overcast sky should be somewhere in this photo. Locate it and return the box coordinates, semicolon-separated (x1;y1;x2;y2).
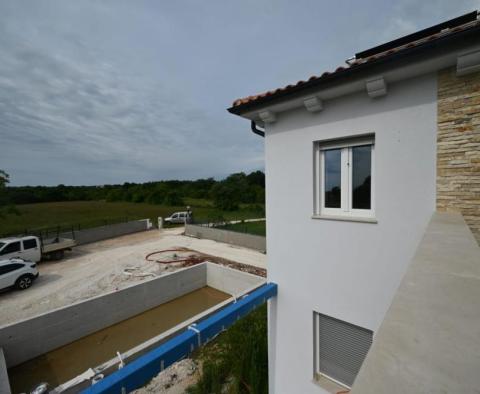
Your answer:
0;0;478;186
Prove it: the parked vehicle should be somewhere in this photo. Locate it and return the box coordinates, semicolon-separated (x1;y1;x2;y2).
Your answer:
0;258;39;291
164;211;192;224
0;235;76;263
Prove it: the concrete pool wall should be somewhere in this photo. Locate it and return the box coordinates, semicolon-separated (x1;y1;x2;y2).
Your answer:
0;262;265;370
0;348;9;394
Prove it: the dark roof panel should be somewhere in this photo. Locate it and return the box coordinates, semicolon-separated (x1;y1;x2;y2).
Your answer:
356;11;478;59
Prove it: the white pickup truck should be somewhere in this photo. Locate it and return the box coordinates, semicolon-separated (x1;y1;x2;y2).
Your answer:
0;235;76;262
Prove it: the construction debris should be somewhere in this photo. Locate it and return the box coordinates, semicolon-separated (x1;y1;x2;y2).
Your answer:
144;247;266;277
131;359;200;394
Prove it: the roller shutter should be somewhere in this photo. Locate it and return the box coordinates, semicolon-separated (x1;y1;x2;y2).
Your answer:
315;313;373;387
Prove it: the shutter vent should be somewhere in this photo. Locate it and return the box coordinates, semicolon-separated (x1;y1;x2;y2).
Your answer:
316;313;373;387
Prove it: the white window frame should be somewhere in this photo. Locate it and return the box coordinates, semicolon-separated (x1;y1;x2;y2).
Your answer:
314;136;375;219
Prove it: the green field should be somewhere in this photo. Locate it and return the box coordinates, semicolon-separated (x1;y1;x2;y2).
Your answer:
217;220;266;236
0;200;264;237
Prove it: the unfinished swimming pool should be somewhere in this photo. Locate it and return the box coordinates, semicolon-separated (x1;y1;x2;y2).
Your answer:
0;262;265;393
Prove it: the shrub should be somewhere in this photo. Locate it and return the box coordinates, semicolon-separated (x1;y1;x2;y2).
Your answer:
187;305;268;394
146;190;164;205
163;191;184;206
131;192;145;203
210;183;240;211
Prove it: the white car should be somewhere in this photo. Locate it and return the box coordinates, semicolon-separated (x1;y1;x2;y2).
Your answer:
0;258;39;291
164;211;192;224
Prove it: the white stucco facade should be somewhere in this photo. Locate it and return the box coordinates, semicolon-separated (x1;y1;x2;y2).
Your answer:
265;73;437;394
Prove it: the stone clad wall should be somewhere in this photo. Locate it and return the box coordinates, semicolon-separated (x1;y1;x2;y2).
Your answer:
437;67;480;243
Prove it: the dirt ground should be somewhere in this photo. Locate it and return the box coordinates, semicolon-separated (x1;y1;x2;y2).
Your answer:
0;228;266;326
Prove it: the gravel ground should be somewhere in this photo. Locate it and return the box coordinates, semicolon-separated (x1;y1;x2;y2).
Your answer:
131;358;200;394
0;228;266;326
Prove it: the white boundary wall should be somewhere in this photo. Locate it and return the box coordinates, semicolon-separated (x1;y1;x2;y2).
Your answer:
61;219;152;246
185;224;266;252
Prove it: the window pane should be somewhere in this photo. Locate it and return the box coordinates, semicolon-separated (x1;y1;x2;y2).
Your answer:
324;149;342;208
352;145;372;209
23;239;37;250
0;263;24;275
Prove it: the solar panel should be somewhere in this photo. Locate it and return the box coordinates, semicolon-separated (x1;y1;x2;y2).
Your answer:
355;11;478;59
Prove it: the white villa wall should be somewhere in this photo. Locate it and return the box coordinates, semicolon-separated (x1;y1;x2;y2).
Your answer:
266;73;437;394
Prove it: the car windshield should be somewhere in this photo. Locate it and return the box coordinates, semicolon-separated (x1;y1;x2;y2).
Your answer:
0;242;5;250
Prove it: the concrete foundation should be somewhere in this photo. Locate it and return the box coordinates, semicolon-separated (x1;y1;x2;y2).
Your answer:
60;219;152;246
0;348;10;394
185;224;266;252
0;263;264;370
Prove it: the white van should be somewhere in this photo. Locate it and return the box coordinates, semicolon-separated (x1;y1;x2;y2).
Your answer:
0;236;41;262
164;211;192;224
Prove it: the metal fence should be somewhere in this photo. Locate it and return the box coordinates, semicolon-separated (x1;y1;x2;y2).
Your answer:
192;218;266;237
0;217;134;239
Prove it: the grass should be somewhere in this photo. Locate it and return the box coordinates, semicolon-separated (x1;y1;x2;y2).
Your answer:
217;221;266;237
187;304;268;394
0;200;265;237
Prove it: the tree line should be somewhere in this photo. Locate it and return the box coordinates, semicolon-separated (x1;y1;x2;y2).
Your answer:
2;171;265;211
0;170;18;218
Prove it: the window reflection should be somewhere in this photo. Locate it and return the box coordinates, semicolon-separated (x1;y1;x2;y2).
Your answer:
352;145;371;209
324;149;341;208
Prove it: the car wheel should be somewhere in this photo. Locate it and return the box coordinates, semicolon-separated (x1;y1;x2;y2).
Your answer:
16;274;33;290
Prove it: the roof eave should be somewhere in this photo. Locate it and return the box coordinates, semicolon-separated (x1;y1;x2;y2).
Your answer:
227;24;480;117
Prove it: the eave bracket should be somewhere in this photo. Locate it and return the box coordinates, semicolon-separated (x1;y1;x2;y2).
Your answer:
258;110;276;124
366;77;387;98
457;49;480;76
304;96;323;112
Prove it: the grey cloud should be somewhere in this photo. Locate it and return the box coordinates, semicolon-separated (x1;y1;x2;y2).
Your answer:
0;0;477;185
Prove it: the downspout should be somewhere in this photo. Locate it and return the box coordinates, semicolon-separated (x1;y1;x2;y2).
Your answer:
251;121;265;138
